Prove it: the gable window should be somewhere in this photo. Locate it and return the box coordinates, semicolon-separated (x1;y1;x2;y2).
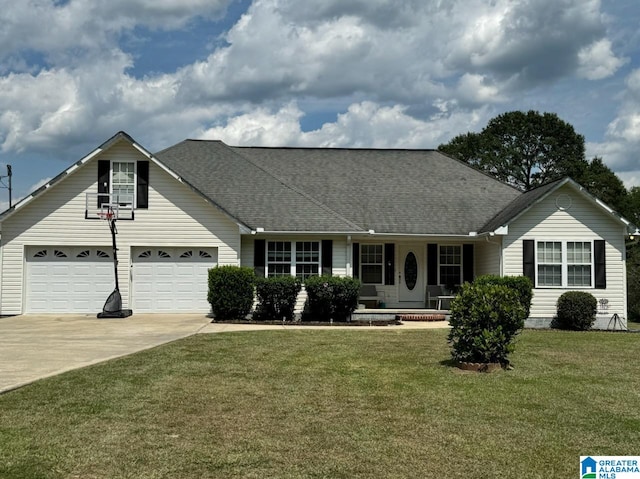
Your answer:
266;241;320;280
536;240;592;288
112;162;135;207
439;245;461;287
96;159;149;214
360;244;383;284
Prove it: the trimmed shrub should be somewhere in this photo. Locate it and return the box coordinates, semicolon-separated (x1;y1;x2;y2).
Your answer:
553;291;597;331
254;276;302;321
207;266;256;320
303;275;361;322
448;282;527;365
473;275;533;318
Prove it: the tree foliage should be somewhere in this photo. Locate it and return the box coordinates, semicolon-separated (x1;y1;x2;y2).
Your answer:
578;156;629;218
439;110;587;191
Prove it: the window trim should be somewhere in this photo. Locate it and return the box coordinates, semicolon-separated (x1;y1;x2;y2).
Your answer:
110;160;137;208
438;244;462;287
534;239;595;288
359;243;384;285
265;241;321;280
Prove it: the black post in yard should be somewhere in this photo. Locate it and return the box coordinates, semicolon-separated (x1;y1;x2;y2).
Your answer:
97;209;132;318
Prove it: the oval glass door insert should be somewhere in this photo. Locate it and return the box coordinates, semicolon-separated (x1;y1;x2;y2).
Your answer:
404;252;418;291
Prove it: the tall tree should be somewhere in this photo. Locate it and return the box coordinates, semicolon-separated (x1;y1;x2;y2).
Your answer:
577;156;629;217
439;110;588;191
628;186;640;227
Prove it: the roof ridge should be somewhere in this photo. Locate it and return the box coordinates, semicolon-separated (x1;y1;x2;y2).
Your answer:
224;144;366;231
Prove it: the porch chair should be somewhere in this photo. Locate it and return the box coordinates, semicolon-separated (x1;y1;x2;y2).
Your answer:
358;285;383;308
425;285;443;309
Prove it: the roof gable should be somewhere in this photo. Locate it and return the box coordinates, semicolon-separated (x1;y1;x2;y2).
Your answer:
0;131;140;222
480;177;638;234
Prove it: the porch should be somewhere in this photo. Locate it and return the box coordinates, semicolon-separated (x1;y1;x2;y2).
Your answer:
350;308;450;323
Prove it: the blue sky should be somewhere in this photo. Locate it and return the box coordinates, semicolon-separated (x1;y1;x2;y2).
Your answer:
1;0;640;210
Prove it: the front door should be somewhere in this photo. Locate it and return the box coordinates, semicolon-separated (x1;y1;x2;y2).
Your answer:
398;245;424;303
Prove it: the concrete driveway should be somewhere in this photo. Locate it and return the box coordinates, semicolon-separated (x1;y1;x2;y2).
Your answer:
0;313;211;394
0;314;448;394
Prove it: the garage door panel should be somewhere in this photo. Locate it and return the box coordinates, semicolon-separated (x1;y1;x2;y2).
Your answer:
26;247;113;313
132;247;216;313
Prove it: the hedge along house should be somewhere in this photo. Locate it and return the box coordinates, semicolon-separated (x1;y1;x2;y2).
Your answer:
0;131;636;328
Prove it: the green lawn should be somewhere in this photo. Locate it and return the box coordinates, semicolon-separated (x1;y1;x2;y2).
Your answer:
1;329;639;478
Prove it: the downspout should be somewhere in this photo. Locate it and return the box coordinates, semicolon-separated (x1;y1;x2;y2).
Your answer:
346;235;352;277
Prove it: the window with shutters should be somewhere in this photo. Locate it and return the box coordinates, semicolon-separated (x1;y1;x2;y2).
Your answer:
112;161;135;207
360;244;383;284
536;240;593;288
266;241;320;280
439;245;461;287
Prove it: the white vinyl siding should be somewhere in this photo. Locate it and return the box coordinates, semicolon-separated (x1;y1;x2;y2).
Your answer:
475;239;501;277
0;140;241;315
502;184;627;319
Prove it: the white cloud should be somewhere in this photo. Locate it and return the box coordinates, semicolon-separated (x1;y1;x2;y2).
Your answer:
587;69;640;187
0;0;634;191
199;100;490;149
578;39;627;79
0;0;231;59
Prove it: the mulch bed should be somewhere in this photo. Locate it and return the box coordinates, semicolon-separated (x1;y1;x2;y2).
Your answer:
395;314;447;321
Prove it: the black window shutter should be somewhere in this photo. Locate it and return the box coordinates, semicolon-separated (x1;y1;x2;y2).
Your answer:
322;240;333;276
427;243;438;285
462;244;474;284
137;161;149;209
594;240;606;289
352;243;360;279
523;240;535;285
97;160;110;208
254;239;266;278
384;243;395;285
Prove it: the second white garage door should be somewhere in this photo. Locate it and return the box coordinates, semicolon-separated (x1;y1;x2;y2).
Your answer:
132;247;217;313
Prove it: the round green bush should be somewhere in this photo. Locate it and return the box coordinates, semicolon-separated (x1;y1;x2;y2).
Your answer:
448;282;526;365
554;291;597;331
207;266;256;320
472;275;533;318
254;276;302;321
303;276;360;322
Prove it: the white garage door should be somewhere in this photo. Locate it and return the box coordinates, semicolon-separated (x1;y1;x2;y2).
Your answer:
26;247;114;313
132;247;217;313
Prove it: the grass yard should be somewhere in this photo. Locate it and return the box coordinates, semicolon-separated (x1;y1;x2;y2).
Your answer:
1;329;639;478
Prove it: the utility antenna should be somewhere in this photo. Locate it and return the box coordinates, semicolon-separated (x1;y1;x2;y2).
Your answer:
0;165;12;208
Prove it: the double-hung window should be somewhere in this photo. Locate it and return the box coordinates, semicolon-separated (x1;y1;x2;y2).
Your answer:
439;245;461;287
536;241;592;287
295;241;320;280
112;161;135;207
567;241;592;287
360;244;383;284
267;241;320;280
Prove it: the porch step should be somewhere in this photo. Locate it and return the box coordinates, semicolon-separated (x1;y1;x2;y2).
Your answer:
395;313;446;321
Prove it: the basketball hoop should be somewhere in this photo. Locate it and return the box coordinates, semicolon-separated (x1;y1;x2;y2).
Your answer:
98;210;115;221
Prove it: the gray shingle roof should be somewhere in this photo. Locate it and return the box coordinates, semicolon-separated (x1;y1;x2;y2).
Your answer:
479;178;567;233
155;140;522;234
